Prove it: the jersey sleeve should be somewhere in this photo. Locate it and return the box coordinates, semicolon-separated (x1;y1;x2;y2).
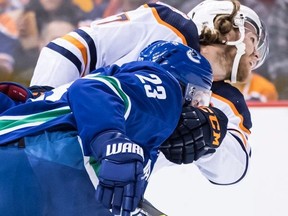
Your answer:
30;27;97;88
30;2;199;88
194;81;252;185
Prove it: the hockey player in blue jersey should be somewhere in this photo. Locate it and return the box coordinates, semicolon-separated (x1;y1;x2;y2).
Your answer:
0;41;224;216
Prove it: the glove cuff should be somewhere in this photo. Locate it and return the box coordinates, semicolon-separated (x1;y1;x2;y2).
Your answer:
91;130;144;162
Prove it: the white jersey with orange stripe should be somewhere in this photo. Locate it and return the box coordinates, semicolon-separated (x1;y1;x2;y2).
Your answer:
30;2;199;88
194;81;252;185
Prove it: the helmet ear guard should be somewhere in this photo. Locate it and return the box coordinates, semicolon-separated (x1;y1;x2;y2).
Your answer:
139;40;213;106
188;0;269;83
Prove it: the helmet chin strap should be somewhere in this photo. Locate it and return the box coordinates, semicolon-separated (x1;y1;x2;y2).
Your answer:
229;42;246;83
226;19;246;83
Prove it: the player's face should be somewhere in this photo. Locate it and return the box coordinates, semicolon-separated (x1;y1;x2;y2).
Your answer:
237;24;260;82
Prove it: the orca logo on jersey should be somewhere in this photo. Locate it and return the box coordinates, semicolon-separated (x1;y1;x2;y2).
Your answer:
106;142;144;159
186;49;201;64
200;107;221;146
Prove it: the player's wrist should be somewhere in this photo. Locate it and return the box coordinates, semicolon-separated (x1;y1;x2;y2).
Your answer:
91;130;144;163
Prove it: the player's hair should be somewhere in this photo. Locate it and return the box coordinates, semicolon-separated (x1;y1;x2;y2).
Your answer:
200;0;240;45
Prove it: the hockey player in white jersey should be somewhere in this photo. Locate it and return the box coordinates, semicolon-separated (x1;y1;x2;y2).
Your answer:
160;0;269;185
29;0;268;194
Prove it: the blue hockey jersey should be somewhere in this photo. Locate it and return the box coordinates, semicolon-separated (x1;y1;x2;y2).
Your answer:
0;61;183;165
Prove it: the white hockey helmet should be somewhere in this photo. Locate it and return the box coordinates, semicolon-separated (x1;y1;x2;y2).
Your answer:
187;0;269;83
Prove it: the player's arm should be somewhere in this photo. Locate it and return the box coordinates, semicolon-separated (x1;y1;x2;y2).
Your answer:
66;75;145;216
194;93;252;185
30;26;99;88
193;87;252;185
30;10;146;88
194;127;251;185
66;69;167;216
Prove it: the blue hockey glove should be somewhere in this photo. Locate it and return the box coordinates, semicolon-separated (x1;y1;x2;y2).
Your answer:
91;131;146;216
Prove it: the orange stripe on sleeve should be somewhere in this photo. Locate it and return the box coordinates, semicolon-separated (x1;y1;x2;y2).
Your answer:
62;35;88;75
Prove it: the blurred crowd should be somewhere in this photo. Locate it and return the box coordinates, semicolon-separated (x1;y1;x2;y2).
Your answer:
0;0;287;100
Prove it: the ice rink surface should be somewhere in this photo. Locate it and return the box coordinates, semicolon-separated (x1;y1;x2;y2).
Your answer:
145;106;288;216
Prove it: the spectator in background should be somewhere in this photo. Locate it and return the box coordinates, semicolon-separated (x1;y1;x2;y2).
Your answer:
102;0;122;17
77;0;109;20
38;19;76;50
0;31;21;81
266;0;288;100
178;0;203;13
240;0;276;24
12;0;84;85
72;0;95;13
0;0;22;81
102;0;156;18
22;0;84;32
232;72;278;102
0;0;21;12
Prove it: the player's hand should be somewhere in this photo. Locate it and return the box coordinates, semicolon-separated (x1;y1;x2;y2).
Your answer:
92;131;146;216
160;106;228;164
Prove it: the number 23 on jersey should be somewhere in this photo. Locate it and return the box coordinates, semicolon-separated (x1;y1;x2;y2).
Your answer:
136;74;167;99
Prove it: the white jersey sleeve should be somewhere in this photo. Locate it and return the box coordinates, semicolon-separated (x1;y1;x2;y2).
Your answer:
30;2;199;88
194;82;252;185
